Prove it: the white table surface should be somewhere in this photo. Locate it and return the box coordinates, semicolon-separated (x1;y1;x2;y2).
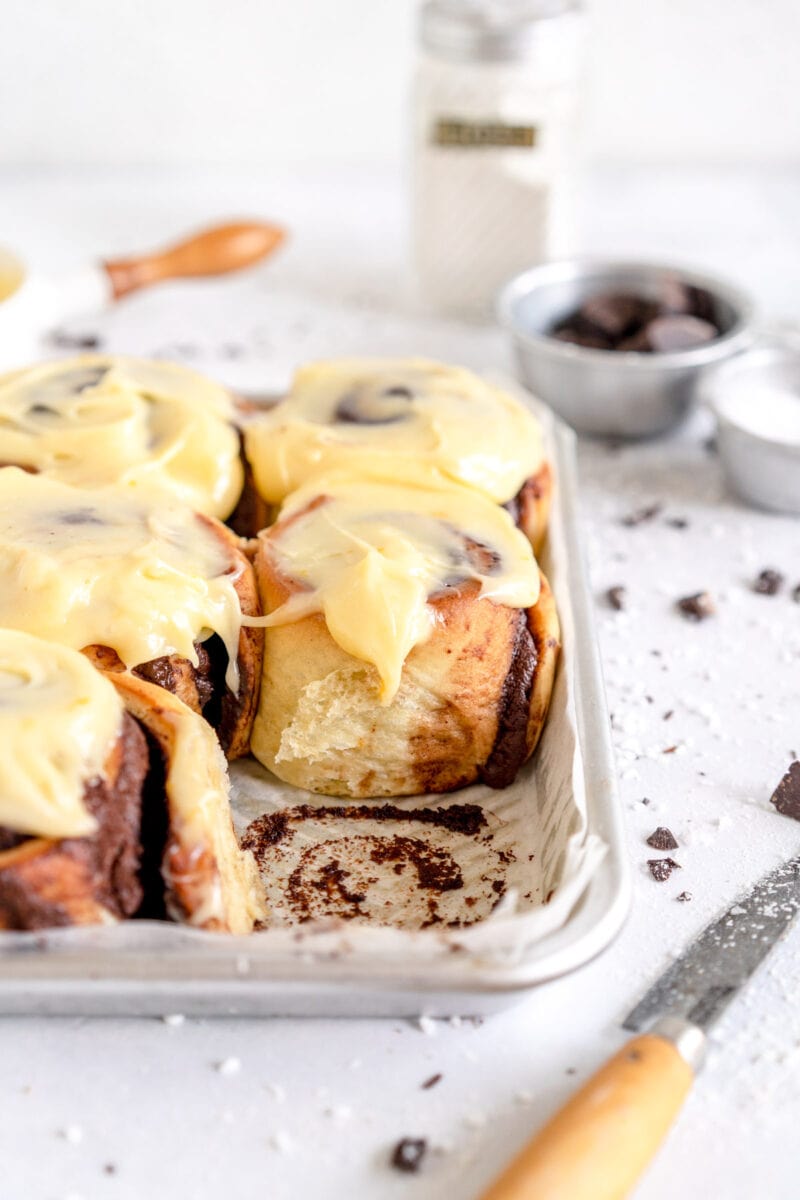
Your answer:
2;164;800;1200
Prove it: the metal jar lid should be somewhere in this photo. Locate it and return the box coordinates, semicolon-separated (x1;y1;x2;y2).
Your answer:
419;0;582;63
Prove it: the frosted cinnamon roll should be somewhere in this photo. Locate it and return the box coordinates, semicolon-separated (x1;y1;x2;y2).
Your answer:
109;674;264;934
249;469;560;797
0;633;264;933
243;358;551;551
0;469;262;758
0;355;244;520
0;632;148;929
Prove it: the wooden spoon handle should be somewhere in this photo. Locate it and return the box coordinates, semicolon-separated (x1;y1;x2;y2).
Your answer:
103;220;285;300
480;1026;702;1200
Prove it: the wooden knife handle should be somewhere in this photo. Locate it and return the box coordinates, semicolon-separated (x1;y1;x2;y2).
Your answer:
480;1028;699;1200
103;220;285;300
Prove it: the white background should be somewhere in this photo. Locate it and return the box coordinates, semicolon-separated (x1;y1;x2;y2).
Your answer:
1;0;798;168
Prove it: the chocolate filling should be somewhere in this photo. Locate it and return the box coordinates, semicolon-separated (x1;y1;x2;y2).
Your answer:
0;714;148;929
134;640;215;713
133;632;250;759
480;610;538;789
227;434;270;538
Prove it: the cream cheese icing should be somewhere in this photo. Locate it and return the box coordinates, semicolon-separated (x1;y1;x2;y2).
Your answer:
244;358;544;506
0;355;243;518
252;467;540;702
0;469;244;690
0;630;124;839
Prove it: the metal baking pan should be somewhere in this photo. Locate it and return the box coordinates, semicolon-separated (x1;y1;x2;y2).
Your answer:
0;389;629;1016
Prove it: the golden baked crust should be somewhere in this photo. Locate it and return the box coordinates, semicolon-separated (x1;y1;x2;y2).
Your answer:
109;673;265;934
251;525;560;797
82;517;263;759
512;461;553;556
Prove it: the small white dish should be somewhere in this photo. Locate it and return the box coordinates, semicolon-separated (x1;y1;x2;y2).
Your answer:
702;337;800;515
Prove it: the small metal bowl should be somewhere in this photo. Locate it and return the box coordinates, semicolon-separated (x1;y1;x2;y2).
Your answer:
497;259;753;438
701;338;800;515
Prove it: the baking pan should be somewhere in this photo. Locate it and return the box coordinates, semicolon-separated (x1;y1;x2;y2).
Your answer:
0;388;629;1016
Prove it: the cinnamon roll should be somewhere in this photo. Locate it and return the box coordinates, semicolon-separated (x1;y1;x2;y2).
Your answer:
0;469;263;758
108;673;264;934
0;632;264;933
0;355;244;520
243;358;551;551
0;632;148;929
249;469;560;797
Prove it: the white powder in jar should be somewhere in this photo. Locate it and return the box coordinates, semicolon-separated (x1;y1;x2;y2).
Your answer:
412;2;586;318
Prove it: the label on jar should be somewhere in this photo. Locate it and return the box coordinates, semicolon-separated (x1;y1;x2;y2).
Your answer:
432;118;537;149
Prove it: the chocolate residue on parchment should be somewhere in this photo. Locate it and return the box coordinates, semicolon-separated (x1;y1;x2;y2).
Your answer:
241;801;486;854
284;836;464;924
241;802;509;930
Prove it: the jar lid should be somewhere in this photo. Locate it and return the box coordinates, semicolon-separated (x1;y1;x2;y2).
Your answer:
419;0;582;63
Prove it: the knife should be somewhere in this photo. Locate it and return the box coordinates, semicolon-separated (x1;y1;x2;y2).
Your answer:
480;853;800;1200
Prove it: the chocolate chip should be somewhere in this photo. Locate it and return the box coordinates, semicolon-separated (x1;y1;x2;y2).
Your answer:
621;503;662;527
643;315;717;353
666;517;689;530
685;284;717;323
793;584;800;604
769;761;800;822
676;891;693;903
421;1073;442;1090
663;710;674;721
579;292;646;339
753;569;784;596
103;1163;118;1176
676;592;715;621
648;857;681;882
606;586;626;611
391;1138;428;1173
552;327;614;350
548;285;720;353
658;278;695;315
646;827;678;851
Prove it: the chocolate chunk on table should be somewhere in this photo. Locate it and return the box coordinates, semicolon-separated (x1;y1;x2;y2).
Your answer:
753;569;784;596
676;591;715;621
769;761;800;821
606;585;626;611
391;1138;428;1173
646;827;678;851
648;857;681;882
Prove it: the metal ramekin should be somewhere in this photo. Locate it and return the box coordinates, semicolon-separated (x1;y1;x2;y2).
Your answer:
497;259;754;438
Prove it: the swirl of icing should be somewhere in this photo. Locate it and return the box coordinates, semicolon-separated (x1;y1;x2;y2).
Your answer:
0;630;124;839
0;355;243;518
0;469;244;691
244;358;544;505
253;466;540;702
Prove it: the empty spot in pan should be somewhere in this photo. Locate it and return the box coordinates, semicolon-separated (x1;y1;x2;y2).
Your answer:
241;802;511;930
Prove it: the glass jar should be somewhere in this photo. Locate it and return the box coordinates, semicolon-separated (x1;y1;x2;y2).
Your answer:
412;0;586;318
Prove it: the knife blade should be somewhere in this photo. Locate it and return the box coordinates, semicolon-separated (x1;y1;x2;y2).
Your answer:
480;851;800;1200
624;851;800;1033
